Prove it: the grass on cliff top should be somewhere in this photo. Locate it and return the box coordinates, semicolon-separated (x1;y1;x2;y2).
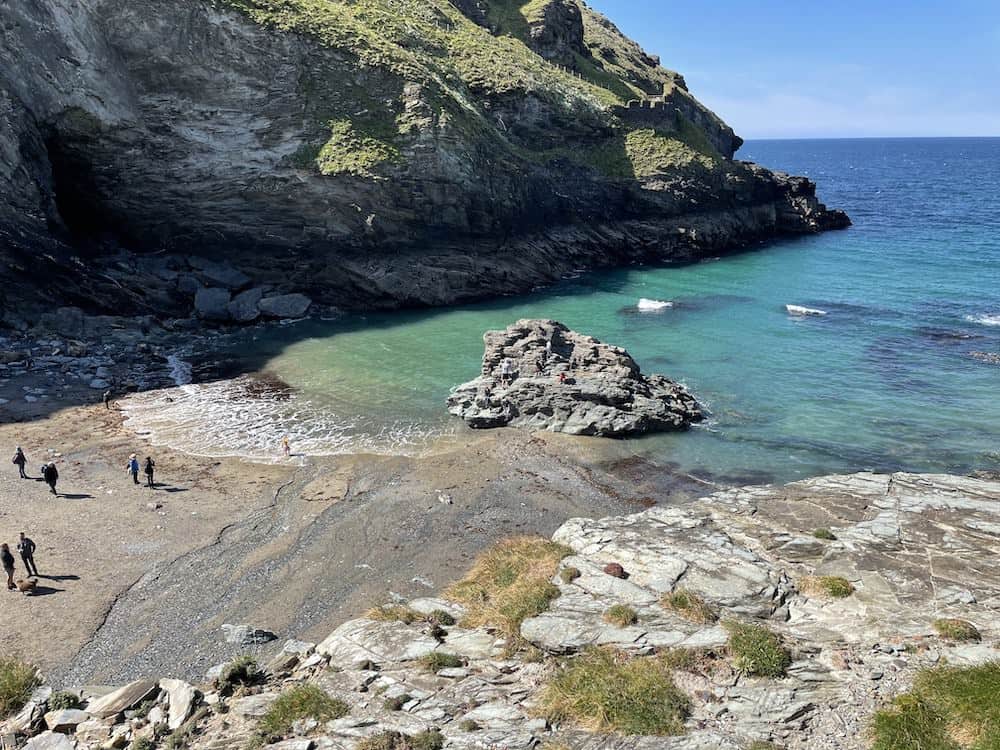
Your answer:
603;604;639;627
0;657;40;719
724;621;792;678
871;662;1000;750
537;647;690;735
445;536;572;638
258;684;349;739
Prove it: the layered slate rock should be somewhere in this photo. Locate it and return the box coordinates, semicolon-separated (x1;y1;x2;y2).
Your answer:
447;319;702;437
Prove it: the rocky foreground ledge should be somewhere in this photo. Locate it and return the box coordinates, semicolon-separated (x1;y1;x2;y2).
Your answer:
447;320;702;437
5;472;999;750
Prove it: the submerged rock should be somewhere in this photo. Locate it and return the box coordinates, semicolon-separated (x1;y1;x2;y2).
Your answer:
447;319;702;437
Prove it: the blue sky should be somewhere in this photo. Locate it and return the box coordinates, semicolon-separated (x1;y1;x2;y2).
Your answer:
587;1;1000;139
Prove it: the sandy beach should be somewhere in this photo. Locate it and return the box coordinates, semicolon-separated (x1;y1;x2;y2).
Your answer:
0;375;708;686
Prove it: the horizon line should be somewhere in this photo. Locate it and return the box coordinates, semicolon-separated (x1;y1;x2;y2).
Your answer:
740;134;1000;142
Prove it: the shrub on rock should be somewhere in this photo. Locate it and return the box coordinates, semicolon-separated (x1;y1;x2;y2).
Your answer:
799;576;855;599
932;618;981;643
419;652;465;673
603;604;638;627
724;622;791;678
538;647;690;735
0;657;40;719
215;655;261;693
559;566;581;584
661;589;717;624
259;684;348;739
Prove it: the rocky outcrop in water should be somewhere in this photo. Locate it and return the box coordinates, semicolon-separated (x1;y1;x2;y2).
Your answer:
447;319;702;436
0;0;847;324
5;472;998;750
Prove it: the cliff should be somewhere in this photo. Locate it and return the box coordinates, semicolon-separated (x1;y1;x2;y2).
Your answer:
0;0;848;322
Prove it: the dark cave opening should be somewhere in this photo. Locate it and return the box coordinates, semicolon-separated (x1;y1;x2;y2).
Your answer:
44;135;121;246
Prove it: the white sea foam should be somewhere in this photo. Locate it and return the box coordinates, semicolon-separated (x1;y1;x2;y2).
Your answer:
785;304;827;317
121;375;450;462
166;354;193;386
637;298;673;312
964;313;1000;327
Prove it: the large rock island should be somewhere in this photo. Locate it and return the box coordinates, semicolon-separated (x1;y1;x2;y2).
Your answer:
447;319;702;436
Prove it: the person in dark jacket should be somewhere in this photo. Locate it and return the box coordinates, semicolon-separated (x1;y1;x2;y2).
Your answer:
16;533;37;577
12;446;27;479
1;544;15;590
144;457;155;488
42;462;59;495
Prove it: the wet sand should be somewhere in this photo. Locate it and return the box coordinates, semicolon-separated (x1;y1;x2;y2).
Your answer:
0;379;710;685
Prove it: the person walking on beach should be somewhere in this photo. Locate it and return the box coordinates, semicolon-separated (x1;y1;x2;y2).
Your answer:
1;544;16;590
16;533;37;577
127;454;140;484
42;462;59;496
103;389;112;410
144;456;156;488
281;436;291;458
12;446;27;479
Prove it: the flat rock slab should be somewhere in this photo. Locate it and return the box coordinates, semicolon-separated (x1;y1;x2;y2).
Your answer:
23;732;77;750
85;679;158;718
447;319;702;437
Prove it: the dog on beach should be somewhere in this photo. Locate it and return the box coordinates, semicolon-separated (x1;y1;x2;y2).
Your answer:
15;578;37;594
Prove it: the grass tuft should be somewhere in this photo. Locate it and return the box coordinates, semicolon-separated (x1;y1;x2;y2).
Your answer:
428;609;456;626
661;589;717;624
357;730;444;750
216;655;261;693
933;619;982;643
724;621;791;678
800;575;855;599
559;566;581;584
367;604;422;624
445;536;572;637
258;684;348;739
537;647;690;735
603;604;638;627
0;658;40;719
384;693;412;711
812;528;837;541
419;652;465;672
49;690;82;711
871;662;1000;750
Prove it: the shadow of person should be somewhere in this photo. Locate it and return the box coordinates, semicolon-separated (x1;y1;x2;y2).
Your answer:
25;585;63;596
161;487;189;493
60;493;94;500
39;574;80;581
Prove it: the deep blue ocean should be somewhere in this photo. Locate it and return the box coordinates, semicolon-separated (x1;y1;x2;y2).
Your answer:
126;138;1000;483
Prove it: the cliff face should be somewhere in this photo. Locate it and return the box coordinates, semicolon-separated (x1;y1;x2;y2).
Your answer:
0;0;848;320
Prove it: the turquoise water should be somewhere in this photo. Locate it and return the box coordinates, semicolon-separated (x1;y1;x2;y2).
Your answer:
128;138;1000;482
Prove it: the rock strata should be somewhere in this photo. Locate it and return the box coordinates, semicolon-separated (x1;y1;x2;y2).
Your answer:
4;472;999;750
447;319;702;436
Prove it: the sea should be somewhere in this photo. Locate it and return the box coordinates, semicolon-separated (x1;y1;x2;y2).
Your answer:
123;138;1000;484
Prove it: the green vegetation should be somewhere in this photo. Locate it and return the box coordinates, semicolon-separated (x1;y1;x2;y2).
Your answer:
800;575;855;599
871;662;1000;750
428;609;456;626
130;739;156;750
315;119;400;177
624;126;718;177
458;718;480;731
662;589;717;624
559;566;581;584
383;693;412;711
748;743;783;750
367;604;423;624
419;652;465;672
538;647;690;735
48;690;82;711
724;622;792;678
357;730;445;750
812;528;837;541
603;604;639;627
0;658;40;719
258;685;349;739
445;536;572;637
215;655;262;693
933;619;982;643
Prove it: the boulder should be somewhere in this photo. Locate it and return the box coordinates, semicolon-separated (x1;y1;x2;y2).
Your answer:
221;623;277;645
89;378;111;390
257;293;312;319
159;678;198;730
194;287;232;321
194;261;251;290
43;708;90;732
228;287;265;323
85;679;159;719
447;319;702;437
23;732;76;750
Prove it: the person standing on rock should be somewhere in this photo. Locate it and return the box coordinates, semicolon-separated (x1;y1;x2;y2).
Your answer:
1;544;16;590
500;358;513;386
42;462;59;496
16;533;37;577
127;454;140;485
144;456;156;488
103;389;112;410
12;446;27;479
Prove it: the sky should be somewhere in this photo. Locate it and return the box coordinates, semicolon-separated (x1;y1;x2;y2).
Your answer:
586;0;1000;139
